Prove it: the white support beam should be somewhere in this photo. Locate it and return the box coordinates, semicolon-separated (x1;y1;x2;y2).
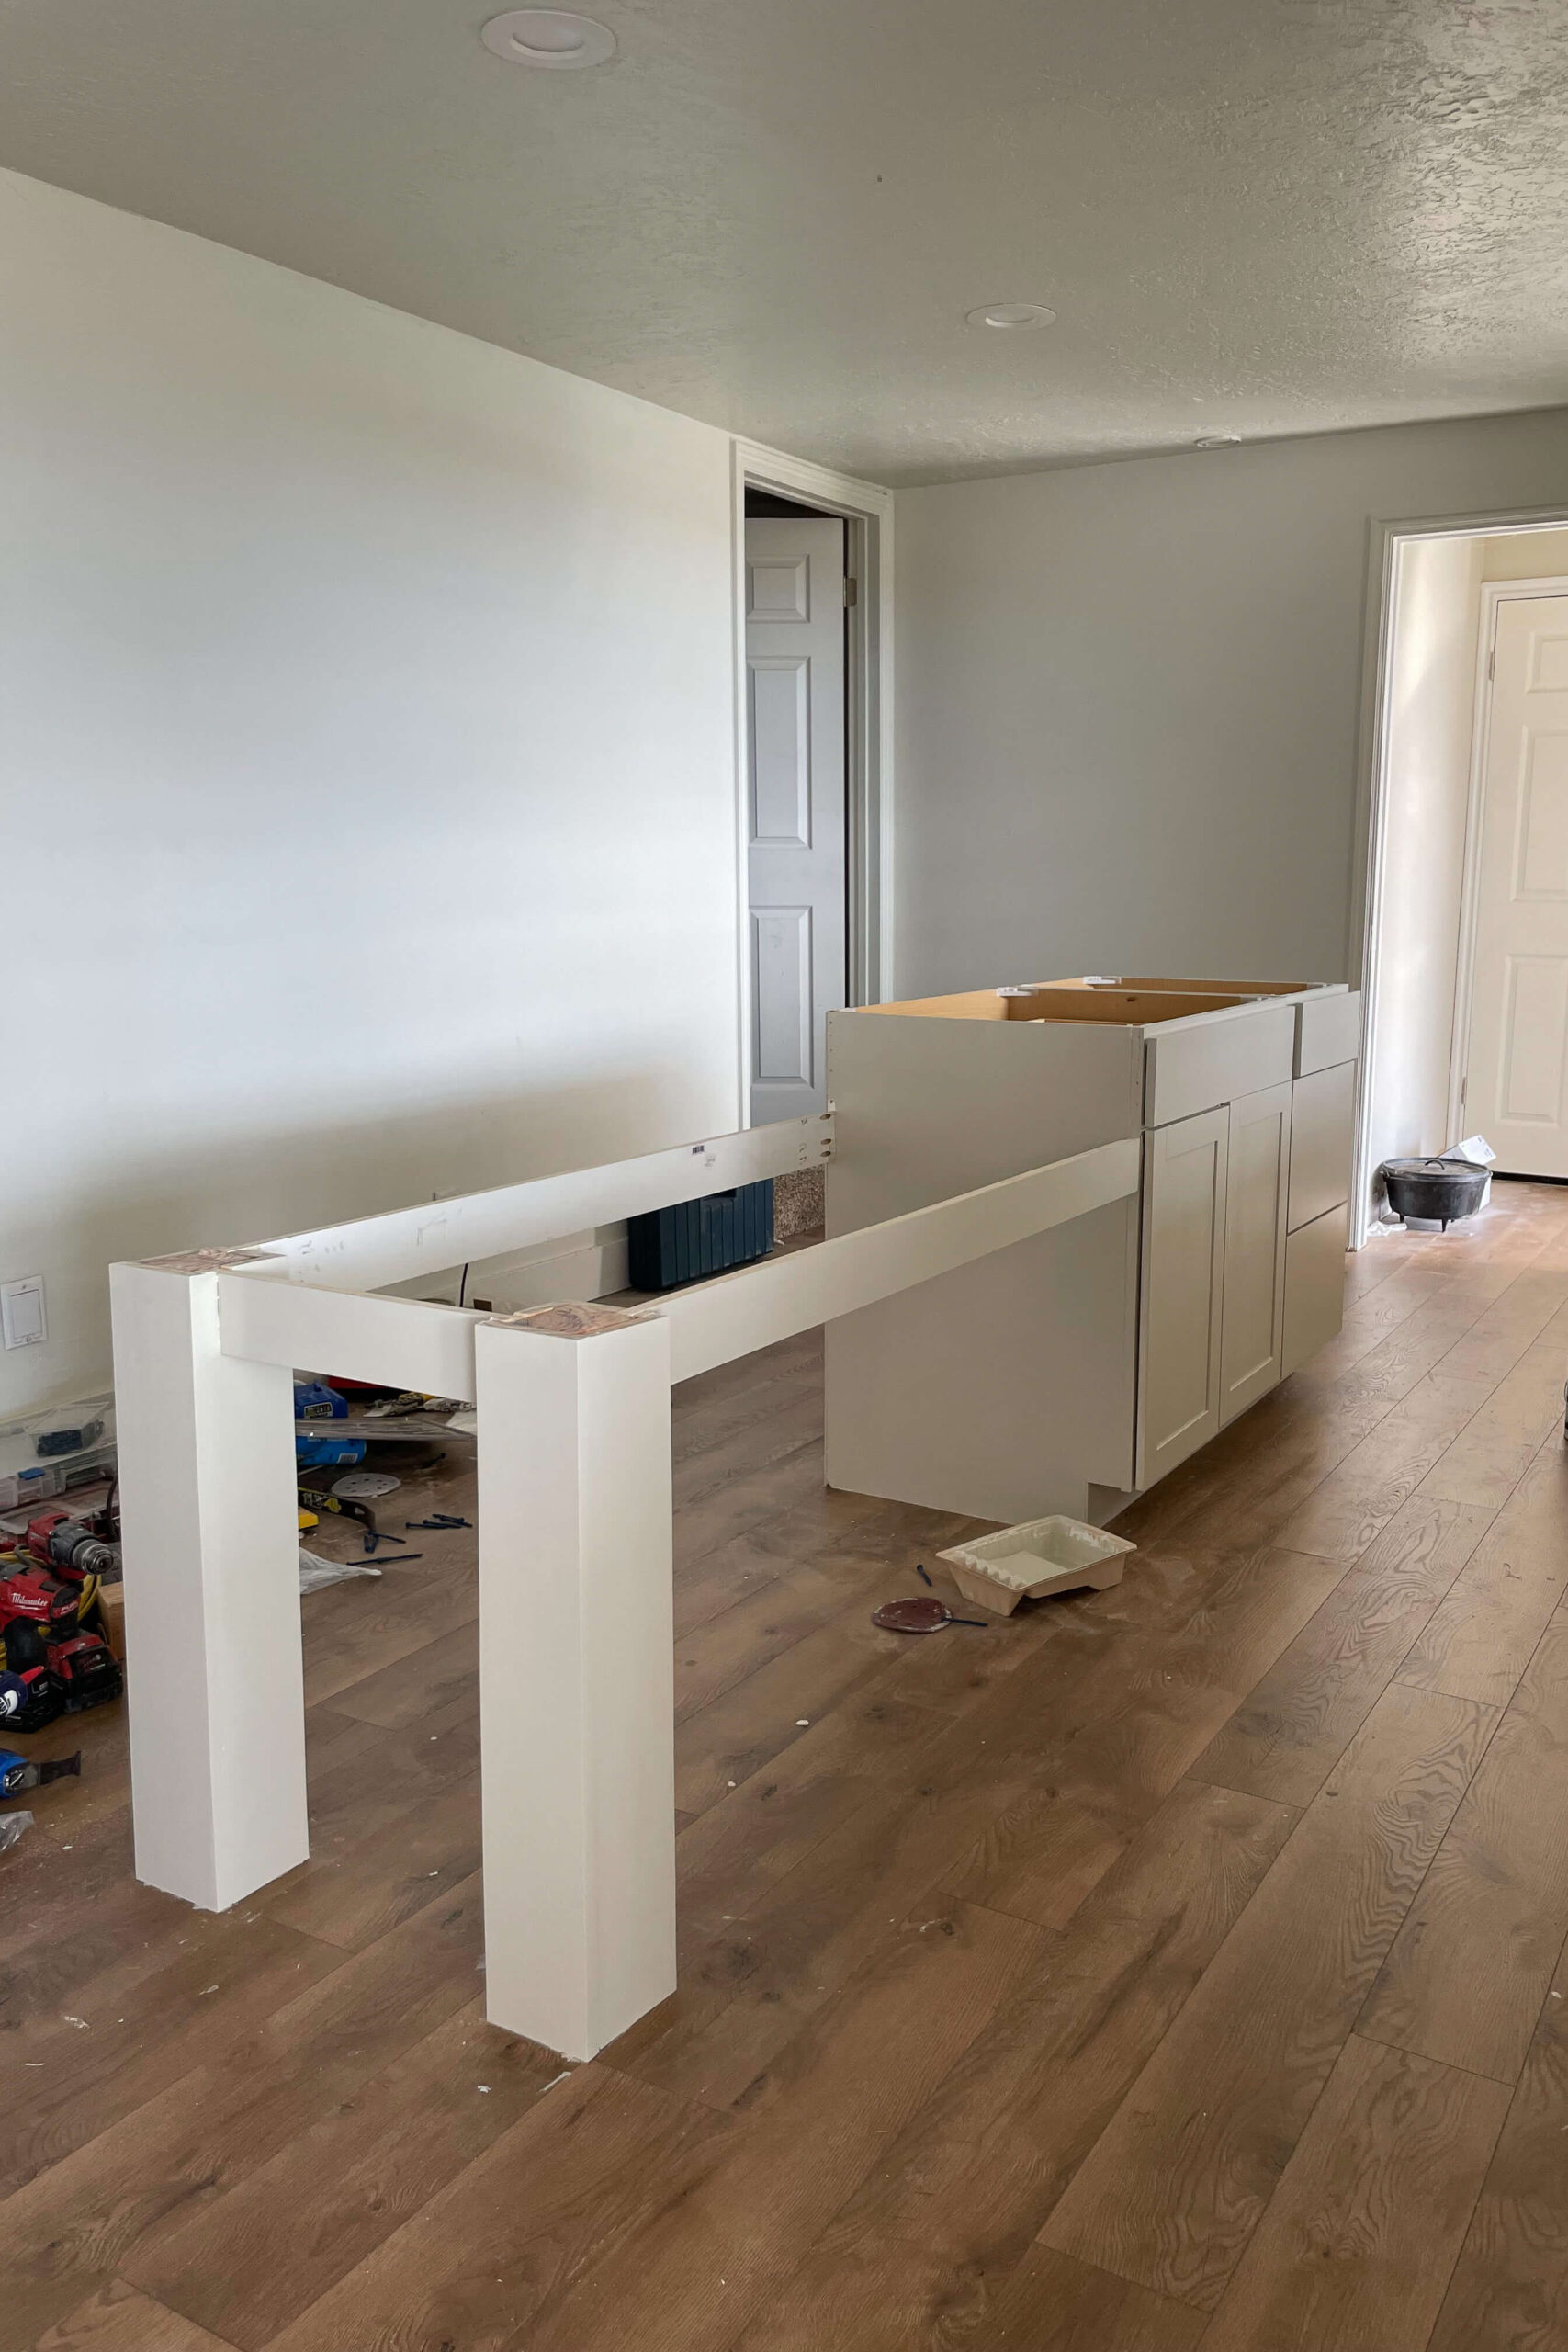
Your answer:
474;1305;676;2061
657;1136;1141;1381
249;1114;832;1294
110;1126;1136;2024
218;1272;482;1399
108;1257;306;1910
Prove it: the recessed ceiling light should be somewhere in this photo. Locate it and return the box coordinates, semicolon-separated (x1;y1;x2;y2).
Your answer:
480;10;617;68
964;302;1056;330
1194;434;1241;448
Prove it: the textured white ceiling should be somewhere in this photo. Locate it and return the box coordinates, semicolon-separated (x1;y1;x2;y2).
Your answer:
3;0;1566;483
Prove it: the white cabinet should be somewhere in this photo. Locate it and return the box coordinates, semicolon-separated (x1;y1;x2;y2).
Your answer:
1280;1059;1355;1371
1143;1001;1295;1127
1288;1062;1356;1233
1297;990;1362;1076
1218;1080;1292;1425
1283;1201;1351;1375
1136;1105;1228;1486
826;978;1359;1525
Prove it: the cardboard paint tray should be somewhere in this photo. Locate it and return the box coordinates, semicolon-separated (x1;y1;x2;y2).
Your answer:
936;1514;1136;1617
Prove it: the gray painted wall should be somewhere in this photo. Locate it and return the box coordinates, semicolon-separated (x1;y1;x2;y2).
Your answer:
893;412;1568;995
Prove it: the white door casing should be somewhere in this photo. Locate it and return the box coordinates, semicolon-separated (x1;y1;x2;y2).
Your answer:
745;516;846;1123
1466;594;1568;1176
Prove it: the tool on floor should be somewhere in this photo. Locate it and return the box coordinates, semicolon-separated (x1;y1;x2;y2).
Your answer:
872;1597;989;1634
914;1562;933;1587
405;1513;472;1531
21;1510;119;1581
297;1486;409;1555
0;1668;58;1732
0;1511;126;1726
0;1747;81;1798
293;1379;367;1470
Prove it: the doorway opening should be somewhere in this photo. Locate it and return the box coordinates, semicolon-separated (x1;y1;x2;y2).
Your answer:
732;443;892;1128
1356;513;1568;1243
743;486;848;1125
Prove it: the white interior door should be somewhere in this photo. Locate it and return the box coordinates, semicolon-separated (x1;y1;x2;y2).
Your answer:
745;515;846;1123
1466;594;1568;1175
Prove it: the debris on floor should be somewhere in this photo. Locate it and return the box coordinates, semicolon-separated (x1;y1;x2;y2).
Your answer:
872;1595;989;1634
298;1548;383;1596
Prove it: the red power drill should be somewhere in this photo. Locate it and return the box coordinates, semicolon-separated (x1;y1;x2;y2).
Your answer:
0;1512;125;1731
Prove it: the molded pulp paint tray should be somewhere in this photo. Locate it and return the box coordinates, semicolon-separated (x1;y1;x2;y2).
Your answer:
937;1514;1136;1618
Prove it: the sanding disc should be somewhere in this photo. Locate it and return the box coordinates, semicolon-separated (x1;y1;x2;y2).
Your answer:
873;1596;953;1634
332;1472;401;1500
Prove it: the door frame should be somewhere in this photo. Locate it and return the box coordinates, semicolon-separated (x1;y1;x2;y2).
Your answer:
1349;507;1568;1245
731;437;894;1125
1447;573;1568;1159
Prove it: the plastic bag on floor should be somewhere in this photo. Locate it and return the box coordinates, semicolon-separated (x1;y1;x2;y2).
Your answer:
299;1547;382;1596
1442;1134;1496;1209
0;1811;34;1854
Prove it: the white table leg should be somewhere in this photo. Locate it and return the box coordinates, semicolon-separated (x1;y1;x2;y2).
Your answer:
108;1256;306;1910
474;1303;675;2061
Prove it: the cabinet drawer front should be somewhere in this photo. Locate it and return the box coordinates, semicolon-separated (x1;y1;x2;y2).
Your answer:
1296;989;1361;1077
1288;1061;1356;1231
1144;1002;1295;1128
1281;1200;1349;1376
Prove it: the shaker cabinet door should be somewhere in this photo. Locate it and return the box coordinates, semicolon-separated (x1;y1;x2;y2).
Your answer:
1136;1104;1229;1487
1219;1080;1292;1426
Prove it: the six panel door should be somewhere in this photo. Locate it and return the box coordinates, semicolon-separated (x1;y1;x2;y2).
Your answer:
1464;594;1568;1176
745;515;846;1124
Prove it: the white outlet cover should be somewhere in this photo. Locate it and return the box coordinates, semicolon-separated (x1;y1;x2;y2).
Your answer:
1;1277;46;1349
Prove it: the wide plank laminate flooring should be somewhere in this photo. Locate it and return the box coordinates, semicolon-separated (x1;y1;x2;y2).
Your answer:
9;1179;1568;2348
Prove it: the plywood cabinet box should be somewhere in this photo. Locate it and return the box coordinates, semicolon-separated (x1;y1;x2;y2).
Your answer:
825;978;1360;1524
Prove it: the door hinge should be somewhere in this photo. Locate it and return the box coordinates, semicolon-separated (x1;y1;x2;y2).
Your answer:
844;577;859;606
1460;1075;1468;1111
1488;644;1495;682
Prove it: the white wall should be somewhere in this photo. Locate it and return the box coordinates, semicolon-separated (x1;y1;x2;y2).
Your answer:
1363;535;1485;1203
894;413;1568;996
2;173;741;1418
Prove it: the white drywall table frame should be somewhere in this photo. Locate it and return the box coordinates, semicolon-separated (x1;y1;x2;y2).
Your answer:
108;1118;1134;2063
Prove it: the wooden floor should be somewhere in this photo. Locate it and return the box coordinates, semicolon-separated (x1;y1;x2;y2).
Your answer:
8;1179;1568;2349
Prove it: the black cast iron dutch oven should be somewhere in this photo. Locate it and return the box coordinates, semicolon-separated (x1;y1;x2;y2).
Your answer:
1380;1157;1489;1228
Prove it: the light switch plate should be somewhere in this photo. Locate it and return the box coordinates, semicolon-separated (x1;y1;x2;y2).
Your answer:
1;1277;47;1350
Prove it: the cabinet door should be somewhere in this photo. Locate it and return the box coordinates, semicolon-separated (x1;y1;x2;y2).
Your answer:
1136;1104;1229;1487
1219;1080;1292;1426
1282;1200;1349;1375
1288;1061;1355;1232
